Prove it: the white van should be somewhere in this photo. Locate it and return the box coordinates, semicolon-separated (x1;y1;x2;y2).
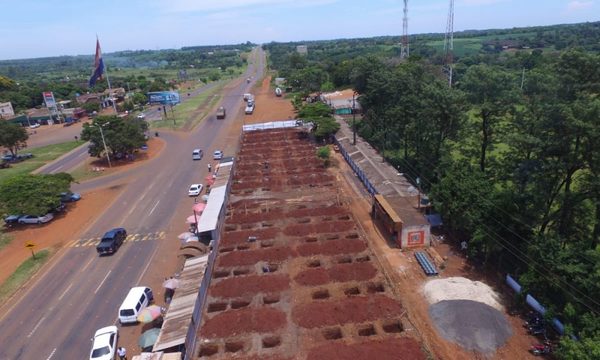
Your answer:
118;286;153;324
192;149;203;160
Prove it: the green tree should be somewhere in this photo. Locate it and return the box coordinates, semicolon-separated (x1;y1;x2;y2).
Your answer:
81;102;101;113
461;64;517;172
0;121;28;156
317;146;331;166
0;173;73;216
80;116;148;159
131;92;147;105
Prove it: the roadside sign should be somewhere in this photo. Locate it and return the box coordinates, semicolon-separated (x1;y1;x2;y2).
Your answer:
25;242;35;249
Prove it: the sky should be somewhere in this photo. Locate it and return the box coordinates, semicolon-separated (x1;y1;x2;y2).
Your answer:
0;0;598;60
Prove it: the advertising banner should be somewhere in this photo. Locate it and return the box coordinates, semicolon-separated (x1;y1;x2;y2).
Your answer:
43;92;56;108
147;91;181;105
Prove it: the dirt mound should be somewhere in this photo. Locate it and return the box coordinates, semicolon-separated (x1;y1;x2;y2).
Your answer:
423;277;503;310
292;294;403;328
307;338;426;360
429;300;512;354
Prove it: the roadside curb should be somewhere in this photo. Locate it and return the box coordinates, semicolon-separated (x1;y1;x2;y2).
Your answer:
32;141;89;175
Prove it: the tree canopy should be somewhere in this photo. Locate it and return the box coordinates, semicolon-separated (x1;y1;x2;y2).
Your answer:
0;173;73;216
0;121;28;156
80;115;148;159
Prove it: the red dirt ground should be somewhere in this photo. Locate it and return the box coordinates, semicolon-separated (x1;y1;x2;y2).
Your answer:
294;261;378;286
243;76;295;125
217;247;296;267
296;239;367;257
306;338;426;360
210;274;290;298
292;294;403;328
201;307;287;338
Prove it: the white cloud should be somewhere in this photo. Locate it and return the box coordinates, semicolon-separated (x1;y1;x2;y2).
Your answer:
567;0;594;11
166;0;338;13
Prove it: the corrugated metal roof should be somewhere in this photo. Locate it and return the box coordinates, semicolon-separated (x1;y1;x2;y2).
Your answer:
196;186;227;233
152;255;209;352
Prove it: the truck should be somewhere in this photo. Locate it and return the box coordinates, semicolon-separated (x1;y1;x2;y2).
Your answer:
275;87;282;97
243;93;253;102
216;106;226;119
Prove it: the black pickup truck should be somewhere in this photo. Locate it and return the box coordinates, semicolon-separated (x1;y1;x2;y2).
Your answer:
96;228;127;255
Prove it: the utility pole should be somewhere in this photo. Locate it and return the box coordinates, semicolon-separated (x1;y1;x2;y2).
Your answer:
400;0;409;59
96;122;112;168
443;0;455;88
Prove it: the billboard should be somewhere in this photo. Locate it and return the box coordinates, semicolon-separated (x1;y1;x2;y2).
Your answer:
43;92;56;108
147;91;181;106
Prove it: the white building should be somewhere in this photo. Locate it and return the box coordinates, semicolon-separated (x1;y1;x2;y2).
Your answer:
296;45;308;55
0;102;15;118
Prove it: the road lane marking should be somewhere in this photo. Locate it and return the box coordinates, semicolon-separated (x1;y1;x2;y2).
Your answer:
52;164;64;172
27;316;46;338
149;200;160;216
81;256;95;272
45;347;57;360
77;151;87;158
58;283;74;301
95;270;112;294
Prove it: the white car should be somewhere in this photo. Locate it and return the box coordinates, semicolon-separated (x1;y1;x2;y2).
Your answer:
18;213;54;224
137;113;146;119
29;123;41;129
89;326;118;360
188;184;203;197
213;150;223;160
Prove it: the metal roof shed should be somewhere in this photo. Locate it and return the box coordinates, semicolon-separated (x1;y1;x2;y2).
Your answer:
152;255;209;353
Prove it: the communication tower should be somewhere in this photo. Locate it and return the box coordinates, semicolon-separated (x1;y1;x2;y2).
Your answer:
443;0;455;87
400;0;409;59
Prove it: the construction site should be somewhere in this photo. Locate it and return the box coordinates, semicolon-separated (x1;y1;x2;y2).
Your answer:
195;127;425;359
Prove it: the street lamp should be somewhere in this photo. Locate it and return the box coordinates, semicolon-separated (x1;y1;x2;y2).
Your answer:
94;122;112;168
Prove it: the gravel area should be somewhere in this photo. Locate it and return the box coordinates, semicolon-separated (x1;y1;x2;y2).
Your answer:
429;300;512;354
423;276;503;310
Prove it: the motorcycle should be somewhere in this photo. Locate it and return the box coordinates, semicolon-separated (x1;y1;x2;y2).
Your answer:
529;343;552;356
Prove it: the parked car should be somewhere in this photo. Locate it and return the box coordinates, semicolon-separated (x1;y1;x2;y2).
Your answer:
213;150;223;160
188;184;203;197
53;203;66;213
3;215;22;226
96;228;127;255
29;123;41;129
2;153;33;163
89;325;118;360
137;113;146;119
244;101;255;115
60;191;82;202
18;213;54;224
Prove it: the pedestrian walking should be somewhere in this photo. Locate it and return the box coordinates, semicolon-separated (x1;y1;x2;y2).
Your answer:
117;346;127;360
208;163;212;172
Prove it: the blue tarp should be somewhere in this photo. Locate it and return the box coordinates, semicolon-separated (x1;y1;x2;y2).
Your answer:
425;214;443;227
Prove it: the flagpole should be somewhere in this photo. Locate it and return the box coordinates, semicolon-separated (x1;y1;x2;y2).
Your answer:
97;35;117;113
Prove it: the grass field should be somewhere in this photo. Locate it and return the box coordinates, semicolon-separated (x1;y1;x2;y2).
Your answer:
0;140;84;183
0;249;51;303
426;32;538;57
150;82;225;130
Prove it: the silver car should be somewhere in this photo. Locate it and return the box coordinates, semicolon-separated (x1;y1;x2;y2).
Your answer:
18;213;54;224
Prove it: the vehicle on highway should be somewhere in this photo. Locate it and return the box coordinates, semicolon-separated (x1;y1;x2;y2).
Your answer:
192;149;204;160
60;191;82;202
18;213;54;224
89;325;118;360
216;106;226;119
213;150;223;160
118;286;153;324
245;100;255;115
243;93;253;102
96;228;127;255
188;184;203;197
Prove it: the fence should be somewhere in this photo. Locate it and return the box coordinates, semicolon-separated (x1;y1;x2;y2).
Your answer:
333;137;378;196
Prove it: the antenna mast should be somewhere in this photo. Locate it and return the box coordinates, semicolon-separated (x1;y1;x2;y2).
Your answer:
443;0;454;87
401;0;409;59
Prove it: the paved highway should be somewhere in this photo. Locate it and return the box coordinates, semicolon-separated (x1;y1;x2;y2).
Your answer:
0;47;265;360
